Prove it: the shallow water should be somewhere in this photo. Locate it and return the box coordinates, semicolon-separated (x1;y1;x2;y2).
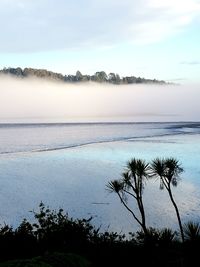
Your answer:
0;122;200;234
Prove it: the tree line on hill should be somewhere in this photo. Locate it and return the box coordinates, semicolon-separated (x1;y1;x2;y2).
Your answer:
0;67;167;85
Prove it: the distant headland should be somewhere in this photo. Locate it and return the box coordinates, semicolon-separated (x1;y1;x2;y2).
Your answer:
0;67;168;85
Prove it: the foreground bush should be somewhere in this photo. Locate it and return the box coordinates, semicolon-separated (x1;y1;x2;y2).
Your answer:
0;203;199;266
0;253;90;267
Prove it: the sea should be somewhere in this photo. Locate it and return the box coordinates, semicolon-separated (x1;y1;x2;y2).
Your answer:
0;122;200;235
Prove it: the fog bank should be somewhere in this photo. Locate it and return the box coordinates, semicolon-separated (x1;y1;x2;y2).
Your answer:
0;75;199;122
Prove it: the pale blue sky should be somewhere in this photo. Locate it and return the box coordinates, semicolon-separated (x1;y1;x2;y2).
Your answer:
0;0;200;83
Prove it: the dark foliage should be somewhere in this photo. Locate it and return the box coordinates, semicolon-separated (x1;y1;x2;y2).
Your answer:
0;203;198;266
0;67;167;85
0;253;90;267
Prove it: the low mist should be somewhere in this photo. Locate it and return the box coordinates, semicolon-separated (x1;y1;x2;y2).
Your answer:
0;75;199;122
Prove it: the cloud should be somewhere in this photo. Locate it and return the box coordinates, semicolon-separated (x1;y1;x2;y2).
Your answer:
0;0;200;52
180;61;200;65
165;78;187;82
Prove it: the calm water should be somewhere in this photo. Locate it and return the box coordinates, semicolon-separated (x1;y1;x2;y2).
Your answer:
0;122;200;234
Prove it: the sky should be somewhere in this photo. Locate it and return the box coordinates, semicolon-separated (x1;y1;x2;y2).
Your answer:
0;0;200;83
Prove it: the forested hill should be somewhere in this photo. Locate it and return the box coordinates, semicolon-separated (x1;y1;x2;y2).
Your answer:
0;67;167;85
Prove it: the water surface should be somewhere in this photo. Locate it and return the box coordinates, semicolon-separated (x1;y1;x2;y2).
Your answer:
0;122;200;234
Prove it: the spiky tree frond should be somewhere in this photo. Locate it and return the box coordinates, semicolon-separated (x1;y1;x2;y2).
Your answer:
127;158;149;178
126;158;150;196
121;171;132;187
165;158;183;183
106;180;124;193
127;158;137;171
151;158;166;178
151;157;183;187
135;159;150;178
159;228;176;243
183;221;200;241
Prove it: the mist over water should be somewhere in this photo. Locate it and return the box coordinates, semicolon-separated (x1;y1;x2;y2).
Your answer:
0;75;199;122
0;75;200;231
